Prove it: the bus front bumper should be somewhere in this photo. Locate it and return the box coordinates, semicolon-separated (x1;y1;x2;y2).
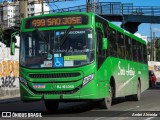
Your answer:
20;81;102;102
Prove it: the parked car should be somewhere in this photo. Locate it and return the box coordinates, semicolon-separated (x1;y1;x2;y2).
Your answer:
149;70;157;87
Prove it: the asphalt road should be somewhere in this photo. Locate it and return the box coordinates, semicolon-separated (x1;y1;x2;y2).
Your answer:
0;83;160;120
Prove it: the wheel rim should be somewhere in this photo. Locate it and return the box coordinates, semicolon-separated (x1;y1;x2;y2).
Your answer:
107;86;112;103
137;83;140;100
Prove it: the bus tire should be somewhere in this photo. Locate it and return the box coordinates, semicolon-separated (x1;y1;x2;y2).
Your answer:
125;95;132;101
99;85;112;109
44;100;59;112
132;81;141;101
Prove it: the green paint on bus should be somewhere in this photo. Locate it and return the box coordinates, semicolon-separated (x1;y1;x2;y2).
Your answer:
19;12;149;110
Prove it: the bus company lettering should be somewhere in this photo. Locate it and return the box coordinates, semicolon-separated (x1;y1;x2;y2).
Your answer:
118;61;135;76
0;60;19;77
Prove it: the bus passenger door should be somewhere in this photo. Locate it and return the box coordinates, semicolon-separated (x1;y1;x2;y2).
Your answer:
96;29;106;69
96;29;107;97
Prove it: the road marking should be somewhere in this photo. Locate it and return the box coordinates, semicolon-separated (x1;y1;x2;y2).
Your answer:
94;117;105;120
145;117;154;120
123;106;140;111
144;113;160;120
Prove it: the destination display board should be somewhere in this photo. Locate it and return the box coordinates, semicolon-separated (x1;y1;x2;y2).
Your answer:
25;15;88;28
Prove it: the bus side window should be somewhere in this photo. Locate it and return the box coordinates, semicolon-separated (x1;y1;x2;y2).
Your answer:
117;33;125;59
132;40;138;62
97;29;106;69
137;42;143;63
141;44;144;63
143;44;147;64
97;29;105;57
108;28;117;57
125;37;132;60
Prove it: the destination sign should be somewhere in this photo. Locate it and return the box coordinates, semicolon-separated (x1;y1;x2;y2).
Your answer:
25;15;88;28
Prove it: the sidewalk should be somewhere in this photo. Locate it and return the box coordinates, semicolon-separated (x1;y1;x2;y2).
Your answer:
0;97;20;104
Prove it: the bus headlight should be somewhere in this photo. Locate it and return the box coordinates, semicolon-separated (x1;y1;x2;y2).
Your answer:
83;74;94;86
19;77;28;87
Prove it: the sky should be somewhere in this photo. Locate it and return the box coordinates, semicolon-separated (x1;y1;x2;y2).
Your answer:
49;0;160;38
1;0;160;38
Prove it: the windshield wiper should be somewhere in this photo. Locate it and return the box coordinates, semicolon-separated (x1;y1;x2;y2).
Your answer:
34;27;48;43
60;26;74;47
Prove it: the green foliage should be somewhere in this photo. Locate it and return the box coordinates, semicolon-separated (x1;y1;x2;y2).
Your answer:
156;48;160;61
156;39;160;61
147;39;160;61
0;24;12;47
0;24;4;41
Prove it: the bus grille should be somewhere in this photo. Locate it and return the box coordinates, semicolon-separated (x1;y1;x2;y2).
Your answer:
29;72;81;78
29;85;81;95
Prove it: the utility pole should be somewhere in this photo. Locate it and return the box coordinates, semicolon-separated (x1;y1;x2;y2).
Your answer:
86;0;99;13
19;0;28;20
86;0;91;12
153;32;156;61
150;23;153;61
41;0;44;14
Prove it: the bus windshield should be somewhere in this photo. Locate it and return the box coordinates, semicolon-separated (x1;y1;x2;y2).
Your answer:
20;29;94;68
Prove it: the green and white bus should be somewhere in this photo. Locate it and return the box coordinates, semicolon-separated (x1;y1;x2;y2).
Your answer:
13;12;149;111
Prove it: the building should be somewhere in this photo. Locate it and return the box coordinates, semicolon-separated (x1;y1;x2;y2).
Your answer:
1;0;50;28
0;4;3;23
28;1;50;17
2;1;19;28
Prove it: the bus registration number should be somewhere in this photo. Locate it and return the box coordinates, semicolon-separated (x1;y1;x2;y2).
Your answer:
55;85;74;89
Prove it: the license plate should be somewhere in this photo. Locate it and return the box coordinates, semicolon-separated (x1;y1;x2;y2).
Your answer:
54;85;74;89
33;84;45;89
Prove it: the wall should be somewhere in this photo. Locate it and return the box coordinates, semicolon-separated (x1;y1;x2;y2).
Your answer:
0;46;19;99
148;61;160;78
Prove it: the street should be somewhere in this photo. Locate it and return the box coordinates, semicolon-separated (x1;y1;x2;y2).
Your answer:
0;82;160;120
0;0;160;120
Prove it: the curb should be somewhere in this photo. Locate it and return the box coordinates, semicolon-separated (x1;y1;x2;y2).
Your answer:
0;97;20;104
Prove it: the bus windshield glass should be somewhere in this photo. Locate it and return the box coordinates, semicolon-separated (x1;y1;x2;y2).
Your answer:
20;29;94;68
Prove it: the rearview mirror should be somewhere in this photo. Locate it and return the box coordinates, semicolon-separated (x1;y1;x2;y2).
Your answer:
10;31;19;55
10;41;15;55
102;38;108;50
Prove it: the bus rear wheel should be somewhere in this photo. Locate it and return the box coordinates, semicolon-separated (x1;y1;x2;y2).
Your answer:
132;81;141;101
100;85;112;109
44;100;59;112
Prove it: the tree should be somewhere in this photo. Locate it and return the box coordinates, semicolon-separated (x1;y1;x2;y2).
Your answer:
0;23;4;42
156;39;160;61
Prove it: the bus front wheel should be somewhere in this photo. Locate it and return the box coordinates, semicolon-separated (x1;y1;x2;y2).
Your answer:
99;85;113;109
44;100;59;112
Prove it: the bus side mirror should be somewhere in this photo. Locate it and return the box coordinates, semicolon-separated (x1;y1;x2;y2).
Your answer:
102;38;108;50
12;36;17;43
10;41;15;55
10;32;19;55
